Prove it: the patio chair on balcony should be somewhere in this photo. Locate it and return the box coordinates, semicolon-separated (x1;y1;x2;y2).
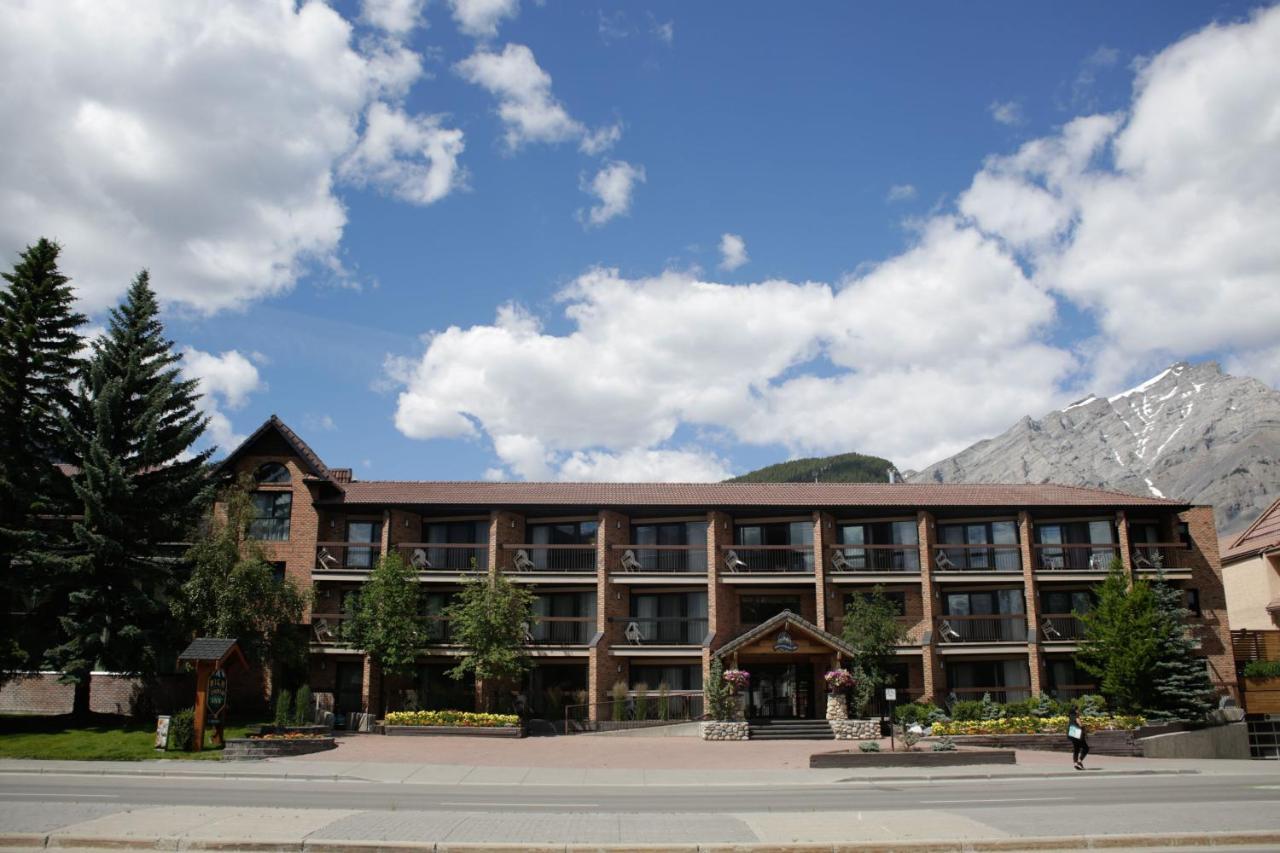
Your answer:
520;621;534;644
620;549;643;572
938;619;962;643
512;549;536;572
1041;619;1063;642
1088;553;1109;571
934;549;959;571
316;547;341;572
1132;548;1163;570
409;548;432;570
830;550;855;572
312;619;337;644
724;549;748;573
1040;553;1064;571
624;621;644;645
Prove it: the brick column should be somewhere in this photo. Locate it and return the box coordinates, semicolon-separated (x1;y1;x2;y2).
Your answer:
489;510;524;576
1183;506;1236;700
704;510;734;685
1115;510;1134;580
591;510;629;719
385;508;418;562
361;655;382;717
1018;511;1043;696
917;511;943;703
813;511;833;631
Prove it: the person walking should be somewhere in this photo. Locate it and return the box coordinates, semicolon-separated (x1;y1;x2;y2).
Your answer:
1067;706;1089;769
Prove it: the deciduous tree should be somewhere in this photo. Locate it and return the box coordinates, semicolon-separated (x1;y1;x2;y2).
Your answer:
347;552;423;715
444;573;534;712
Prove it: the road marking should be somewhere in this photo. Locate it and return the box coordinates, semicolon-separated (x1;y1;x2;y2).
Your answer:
437;800;599;807
0;792;118;799
921;796;1073;804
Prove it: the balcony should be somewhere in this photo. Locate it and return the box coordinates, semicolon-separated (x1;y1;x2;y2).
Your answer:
396;542;488;573
614;616;708;646
1033;544;1120;573
722;545;814;574
1131;543;1195;574
827;544;920;574
310;613;354;646
423;616;453;644
936;615;1028;644
528;616;595;645
503;544;596;574
933;544;1022;574
315;542;382;574
1044;683;1098;700
612;545;707;574
1038;613;1086;642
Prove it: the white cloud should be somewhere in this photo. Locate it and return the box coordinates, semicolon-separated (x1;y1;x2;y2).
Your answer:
886;184;917;202
580;123;623;156
651;18;675;45
182;348;264;451
579;161;645;227
448;0;519;39
989;99;1023;126
339;102;466;205
0;0;461;314
360;0;426;35
718;233;749;271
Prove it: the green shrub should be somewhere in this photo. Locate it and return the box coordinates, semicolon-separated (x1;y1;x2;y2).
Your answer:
274;689;292;729
894;701;945;725
383;710;519;727
1028;693;1064;718
611;681;628;722
858;740;881;752
979;693;1003;720
634;683;649;721
931;736;957;752
900;726;921;750
167;707;196;752
950;699;984;721
1243;660;1280;678
1075;694;1107;715
294;685;312;726
657;683;670;721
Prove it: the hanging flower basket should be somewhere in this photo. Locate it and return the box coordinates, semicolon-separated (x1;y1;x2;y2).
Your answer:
824;669;856;693
722;669;750;692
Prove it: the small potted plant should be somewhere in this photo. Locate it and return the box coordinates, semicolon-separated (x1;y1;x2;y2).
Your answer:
824;668;856;720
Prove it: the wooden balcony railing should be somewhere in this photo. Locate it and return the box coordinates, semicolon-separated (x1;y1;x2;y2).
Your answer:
613;616;708;645
528;616;595;644
315;542;382;573
936;614;1028;644
611;544;708;574
1131;543;1194;571
396;542;489;572
933;544;1022;573
1039;613;1086;642
1033;543;1120;572
503;544;596;573
828;544;920;573
722;545;814;574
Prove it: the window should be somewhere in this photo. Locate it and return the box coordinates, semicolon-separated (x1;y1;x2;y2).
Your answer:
249;492;291;540
269;562;287;584
937;521;1019;571
530;592;596;644
530;520;598;545
254;462;290;484
1040;589;1093;616
942;589;1026;642
739;594;802;625
1035;521;1116;570
735;521;814;572
836;521;919;571
420;591;456;642
345;521;382;569
629;591;707;644
630;664;703;691
631;521;708;572
1184;588;1202;617
945;660;1031;702
528;520;598;571
424;520;490;570
1044;659;1095;699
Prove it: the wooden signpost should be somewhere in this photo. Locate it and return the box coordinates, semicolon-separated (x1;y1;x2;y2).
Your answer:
177;638;247;752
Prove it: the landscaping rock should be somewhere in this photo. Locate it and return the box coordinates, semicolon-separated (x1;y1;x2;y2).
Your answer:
830;718;878;740
700;721;749;741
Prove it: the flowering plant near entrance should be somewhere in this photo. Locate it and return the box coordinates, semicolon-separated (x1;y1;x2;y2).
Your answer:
722;669;750;692
824;668;856;693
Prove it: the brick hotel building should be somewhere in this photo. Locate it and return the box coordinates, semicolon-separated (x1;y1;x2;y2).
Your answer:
221;416;1235;721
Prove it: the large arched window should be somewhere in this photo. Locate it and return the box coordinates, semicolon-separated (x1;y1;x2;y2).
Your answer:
255;462;291;484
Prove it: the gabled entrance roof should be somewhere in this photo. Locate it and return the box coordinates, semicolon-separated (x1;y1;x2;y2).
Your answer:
714;610;859;660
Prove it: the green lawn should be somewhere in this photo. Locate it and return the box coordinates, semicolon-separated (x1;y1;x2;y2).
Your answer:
0;715;260;761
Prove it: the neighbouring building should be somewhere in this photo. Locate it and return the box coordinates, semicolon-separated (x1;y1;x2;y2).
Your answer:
216;415;1236;722
1220;496;1280;631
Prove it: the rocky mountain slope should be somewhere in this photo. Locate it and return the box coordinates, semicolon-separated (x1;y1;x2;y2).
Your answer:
909;362;1280;535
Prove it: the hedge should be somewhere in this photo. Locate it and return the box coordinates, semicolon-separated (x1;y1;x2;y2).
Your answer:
931;714;1145;736
1243;660;1280;678
383;710;520;728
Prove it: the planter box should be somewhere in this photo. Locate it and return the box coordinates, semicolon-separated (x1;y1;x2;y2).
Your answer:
1242;677;1280;714
944;730;1141;757
383;724;524;738
810;747;1015;768
223;736;336;760
255;724;329;736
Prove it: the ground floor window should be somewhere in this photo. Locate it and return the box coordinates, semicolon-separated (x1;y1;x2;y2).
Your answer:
945;659;1030;703
1043;658;1096;700
411;662;474;712
629;663;703;692
523;662;588;718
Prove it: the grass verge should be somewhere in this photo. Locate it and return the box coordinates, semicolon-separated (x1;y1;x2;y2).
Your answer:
0;714;260;760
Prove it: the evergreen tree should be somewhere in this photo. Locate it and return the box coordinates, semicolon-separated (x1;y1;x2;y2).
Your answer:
0;239;85;682
347;552;423;715
704;657;737;721
1147;579;1216;721
1076;561;1161;714
43;272;211;717
444;573;534;712
172;474;308;672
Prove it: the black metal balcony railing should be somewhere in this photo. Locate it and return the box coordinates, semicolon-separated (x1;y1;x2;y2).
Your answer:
613;545;707;574
315;542;382;572
397;542;489;572
947;686;1031;704
723;545;814;573
1131;544;1193;571
1044;683;1099;700
563;691;705;733
1033;543;1120;572
528;616;594;644
933;544;1022;573
310;613;354;645
828;544;920;573
1039;613;1086;642
423;616;453;644
936;614;1028;643
504;544;596;573
615;616;708;645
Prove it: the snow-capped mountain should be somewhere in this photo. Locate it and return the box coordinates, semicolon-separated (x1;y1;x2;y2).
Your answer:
909;362;1280;535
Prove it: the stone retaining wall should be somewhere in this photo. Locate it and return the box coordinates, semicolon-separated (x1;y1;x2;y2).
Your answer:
223;737;336;760
831;719;878;740
945;730;1140;756
700;721;749;741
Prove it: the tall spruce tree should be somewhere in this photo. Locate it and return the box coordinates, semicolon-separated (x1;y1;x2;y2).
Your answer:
1147;579;1216;721
1076;561;1161;714
0;239;85;682
44;271;212;717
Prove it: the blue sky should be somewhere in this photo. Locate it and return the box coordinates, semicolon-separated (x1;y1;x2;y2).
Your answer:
3;0;1278;481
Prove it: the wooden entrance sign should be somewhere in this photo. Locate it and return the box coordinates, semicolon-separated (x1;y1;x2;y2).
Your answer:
177;638;248;752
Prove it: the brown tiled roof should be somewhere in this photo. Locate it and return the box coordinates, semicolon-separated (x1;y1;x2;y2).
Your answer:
333;480;1184;509
1222;495;1280;563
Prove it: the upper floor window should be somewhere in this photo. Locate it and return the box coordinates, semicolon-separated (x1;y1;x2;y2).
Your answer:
249;492;291;541
836;521;919;571
734;521;814;572
1035;520;1116;570
345;521;382;569
938;520;1019;572
255;462;290;484
530;520;598;546
630;521;707;572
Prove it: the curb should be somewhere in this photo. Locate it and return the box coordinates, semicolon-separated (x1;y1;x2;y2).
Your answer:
0;767;365;783
834;768;1200;783
4;832;1277;852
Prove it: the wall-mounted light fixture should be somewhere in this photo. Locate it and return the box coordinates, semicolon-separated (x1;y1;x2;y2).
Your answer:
617;664;623;673
510;520;516;528
328;520;335;530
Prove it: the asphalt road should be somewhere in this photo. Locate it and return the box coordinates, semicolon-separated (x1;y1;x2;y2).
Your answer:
1;769;1278;814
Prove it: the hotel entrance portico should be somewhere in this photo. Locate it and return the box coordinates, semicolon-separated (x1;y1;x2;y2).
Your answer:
714;610;860;720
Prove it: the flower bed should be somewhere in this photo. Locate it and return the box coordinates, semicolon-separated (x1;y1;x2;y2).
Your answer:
383;710;520;728
931;714;1145;736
